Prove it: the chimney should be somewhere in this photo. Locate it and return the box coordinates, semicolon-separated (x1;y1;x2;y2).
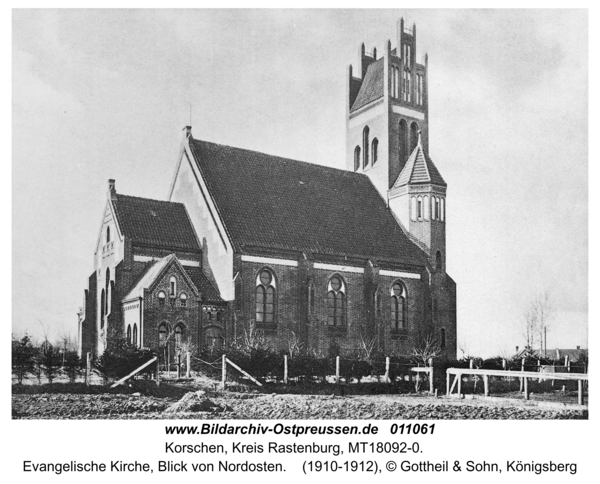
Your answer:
183;125;192;138
108;179;117;200
577;345;580;350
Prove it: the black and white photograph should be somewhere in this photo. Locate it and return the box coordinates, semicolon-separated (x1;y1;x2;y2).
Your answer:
11;8;589;427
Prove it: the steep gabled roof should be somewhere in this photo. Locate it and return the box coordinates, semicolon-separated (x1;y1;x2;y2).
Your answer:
350;58;384;112
183;267;223;303
393;140;446;188
112;194;200;251
188;138;426;267
122;254;201;301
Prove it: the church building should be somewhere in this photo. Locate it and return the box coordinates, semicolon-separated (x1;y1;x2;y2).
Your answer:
78;18;457;360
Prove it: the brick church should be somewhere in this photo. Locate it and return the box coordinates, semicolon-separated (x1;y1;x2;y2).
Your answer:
78;18;457;360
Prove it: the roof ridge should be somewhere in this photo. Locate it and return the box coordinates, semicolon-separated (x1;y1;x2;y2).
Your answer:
190;138;367;179
117;193;185;206
419;146;432;182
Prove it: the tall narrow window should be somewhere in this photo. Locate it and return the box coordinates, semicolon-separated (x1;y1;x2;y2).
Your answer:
417;196;423;219
392;66;400;98
180;293;187;307
158;291;166;306
256;269;276;324
327;275;346;327
416;74;424;105
410;122;419;152
390;281;407;330
371;138;379;165
404;44;411;66
132;324;138;347
100;289;105;328
354;146;361;171
308;281;316;315
363;126;370;168
399;119;408;163
410;196;417;221
441;198;445;222
169;276;177;297
158;323;169;348
106;226;110;243
403;70;411;102
126;325;132;343
374;290;382;318
105;268;110;315
174;323;185;349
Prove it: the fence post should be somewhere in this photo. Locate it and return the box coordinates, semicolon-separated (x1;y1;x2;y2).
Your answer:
186;351;191;378
335;356;340;384
578;380;584;405
385;357;390;383
284;355;288;384
457;372;462;397
446;371;450;396
537;359;542;383
429;367;434;394
469;358;474;369
523;375;529;400
176;352;181;379
519;358;525;391
85;352;91;387
221;354;227;390
483;374;489;397
156;358;161;387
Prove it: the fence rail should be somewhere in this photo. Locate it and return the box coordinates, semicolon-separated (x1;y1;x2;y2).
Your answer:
446;368;588;405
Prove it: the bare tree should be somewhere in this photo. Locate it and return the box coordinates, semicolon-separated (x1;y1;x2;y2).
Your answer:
523;290;553;356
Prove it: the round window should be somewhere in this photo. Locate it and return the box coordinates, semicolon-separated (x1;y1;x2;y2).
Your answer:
330;277;341;292
259;271;272;286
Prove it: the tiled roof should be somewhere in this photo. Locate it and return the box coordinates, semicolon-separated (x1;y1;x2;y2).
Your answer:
393;141;446;188
112;194;200;251
188;139;426;267
350;59;384;112
183;267;223;303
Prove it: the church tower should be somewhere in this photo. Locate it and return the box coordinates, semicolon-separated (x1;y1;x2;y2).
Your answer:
346;17;447;271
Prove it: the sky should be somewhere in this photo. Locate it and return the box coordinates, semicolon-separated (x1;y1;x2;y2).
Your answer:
12;9;588;357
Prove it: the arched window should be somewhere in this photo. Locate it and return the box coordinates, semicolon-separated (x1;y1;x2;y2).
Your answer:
423;195;430;221
410;122;419;152
180;293;187;307
399;119;408;163
158;291;166;306
256;269;276;324
216;311;222;323
158;323;169;348
410;196;417;221
441;198;445;222
390;281;407;330
174;323;185;349
372;138;379;165
362;126;370;168
169;276;177;297
106;226;110;243
417;196;423;220
100;289;105;328
416;74;424;105
126;324;132;343
436;251;443;271
354;146;361;171
327;275;346;327
440;328;446;349
132;324;138;347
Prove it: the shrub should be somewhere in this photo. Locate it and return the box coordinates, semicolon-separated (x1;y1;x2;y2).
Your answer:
95;337;156;381
12;334;36;384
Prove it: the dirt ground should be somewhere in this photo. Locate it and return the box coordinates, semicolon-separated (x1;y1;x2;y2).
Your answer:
12;375;588;420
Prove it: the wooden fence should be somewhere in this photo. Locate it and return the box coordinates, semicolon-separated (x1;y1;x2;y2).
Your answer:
446;368;588;405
